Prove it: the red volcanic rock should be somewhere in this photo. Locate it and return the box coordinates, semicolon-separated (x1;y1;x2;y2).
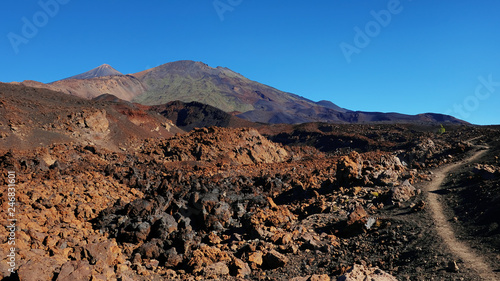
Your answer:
229;257;252;277
56;260;92;281
142;127;289;165
17;256;63;281
187;245;231;273
337;151;362;185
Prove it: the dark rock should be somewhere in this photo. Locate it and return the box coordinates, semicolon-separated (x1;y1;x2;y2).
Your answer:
151;212;178;240
164;247;183;267
447;260;459;272
263;250;289;269
136;240;163;260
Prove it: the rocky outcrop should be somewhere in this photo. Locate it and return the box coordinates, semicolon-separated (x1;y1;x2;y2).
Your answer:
69;109;109;133
391;180;417;202
338;264;398;281
142;127;289;165
336;151;409;187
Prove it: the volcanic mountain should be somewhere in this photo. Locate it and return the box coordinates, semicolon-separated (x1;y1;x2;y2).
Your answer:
12;60;467;125
132;61;466;125
65;64;124;80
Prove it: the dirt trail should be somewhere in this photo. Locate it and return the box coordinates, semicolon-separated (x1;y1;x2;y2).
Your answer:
425;145;499;280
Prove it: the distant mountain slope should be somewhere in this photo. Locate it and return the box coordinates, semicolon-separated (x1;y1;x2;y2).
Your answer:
50;75;146;100
9;60;468;125
149;100;256;131
13;75;146;101
65;64;123;80
131;60;465;125
131;60;336;118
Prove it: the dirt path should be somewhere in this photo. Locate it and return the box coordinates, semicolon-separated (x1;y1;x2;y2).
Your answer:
425;145;500;280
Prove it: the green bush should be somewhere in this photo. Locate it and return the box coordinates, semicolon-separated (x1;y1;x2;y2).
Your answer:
438;124;446;134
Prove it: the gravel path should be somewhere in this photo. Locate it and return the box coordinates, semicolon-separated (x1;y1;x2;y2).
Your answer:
425;145;499;280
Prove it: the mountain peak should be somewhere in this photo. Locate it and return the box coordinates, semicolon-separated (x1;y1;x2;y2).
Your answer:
64;64;123;80
133;60;247;82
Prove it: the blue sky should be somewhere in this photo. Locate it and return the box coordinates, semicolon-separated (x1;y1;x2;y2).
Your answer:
1;0;500;125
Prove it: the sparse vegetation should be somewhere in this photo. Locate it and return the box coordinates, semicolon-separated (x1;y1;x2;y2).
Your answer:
439;124;446;134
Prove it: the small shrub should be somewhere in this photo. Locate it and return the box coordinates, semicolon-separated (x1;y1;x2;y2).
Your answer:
438;124;446;134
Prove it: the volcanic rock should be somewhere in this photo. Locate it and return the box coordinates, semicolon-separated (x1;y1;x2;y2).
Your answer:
56;260;92;281
473;164;499;180
17;256;63;281
248;251;264;268
336;152;362;185
229;257;252;277
143;127;288;165
264;249;289;269
203;262;230;278
310;274;331;281
391;180;416;202
338;264;398;281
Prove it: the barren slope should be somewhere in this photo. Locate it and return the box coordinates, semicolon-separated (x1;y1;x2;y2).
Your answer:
0;83;182;152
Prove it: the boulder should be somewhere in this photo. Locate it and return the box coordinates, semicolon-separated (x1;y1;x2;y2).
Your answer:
337;152;362;185
203;262;229;278
338;264;397;281
229;257;251;277
83;240;122;266
83;110;108;133
248;251;263;268
17;256;62;281
56;260;92;281
391;179;416;202
263;250;289;269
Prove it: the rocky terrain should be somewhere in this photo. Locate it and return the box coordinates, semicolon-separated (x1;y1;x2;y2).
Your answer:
0;83;182;152
1;83;499;280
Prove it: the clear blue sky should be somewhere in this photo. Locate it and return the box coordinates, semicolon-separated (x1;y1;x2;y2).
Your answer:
2;0;500;125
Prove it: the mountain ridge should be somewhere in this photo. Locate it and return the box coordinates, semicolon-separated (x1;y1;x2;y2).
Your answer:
8;60;468;125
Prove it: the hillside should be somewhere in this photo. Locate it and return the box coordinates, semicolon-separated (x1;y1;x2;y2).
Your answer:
0;83;182;151
149;100;256;131
14;75;146;101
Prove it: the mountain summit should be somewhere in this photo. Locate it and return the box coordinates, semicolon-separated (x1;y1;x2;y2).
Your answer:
131;60;325;116
65;64;123;80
